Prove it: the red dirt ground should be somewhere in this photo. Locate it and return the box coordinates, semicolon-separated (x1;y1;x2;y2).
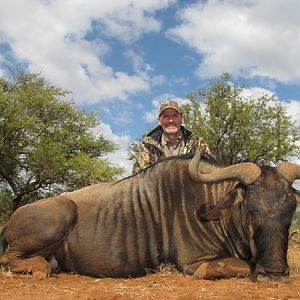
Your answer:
0;244;300;300
0;270;300;300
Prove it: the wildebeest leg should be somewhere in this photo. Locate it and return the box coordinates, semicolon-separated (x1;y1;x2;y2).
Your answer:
0;239;64;278
7;256;52;279
193;258;252;280
0;196;77;278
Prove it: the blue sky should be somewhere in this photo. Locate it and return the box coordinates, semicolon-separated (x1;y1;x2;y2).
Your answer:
1;0;300;174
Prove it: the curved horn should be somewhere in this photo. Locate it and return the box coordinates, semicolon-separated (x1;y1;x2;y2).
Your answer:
277;162;300;184
189;151;261;185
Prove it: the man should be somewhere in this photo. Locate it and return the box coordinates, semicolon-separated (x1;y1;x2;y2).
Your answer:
132;100;210;174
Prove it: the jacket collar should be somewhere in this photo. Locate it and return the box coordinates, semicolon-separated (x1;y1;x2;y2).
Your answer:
146;125;192;143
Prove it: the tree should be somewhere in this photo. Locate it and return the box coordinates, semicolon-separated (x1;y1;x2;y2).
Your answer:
0;189;13;223
182;73;299;165
0;71;124;209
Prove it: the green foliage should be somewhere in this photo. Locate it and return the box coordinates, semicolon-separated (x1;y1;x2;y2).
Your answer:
127;135;145;165
0;71;124;209
183;73;299;165
291;210;300;232
0;189;13;224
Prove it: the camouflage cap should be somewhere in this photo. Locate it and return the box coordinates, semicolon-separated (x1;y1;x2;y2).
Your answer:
159;100;182;116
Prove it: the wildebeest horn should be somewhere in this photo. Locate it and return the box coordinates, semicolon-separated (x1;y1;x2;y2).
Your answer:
189;151;261;185
277;162;300;184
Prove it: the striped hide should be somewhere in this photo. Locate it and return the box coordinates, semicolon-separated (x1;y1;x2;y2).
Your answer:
0;151;299;283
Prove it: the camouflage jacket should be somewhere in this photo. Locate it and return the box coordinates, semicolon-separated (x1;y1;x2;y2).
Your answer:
132;126;210;174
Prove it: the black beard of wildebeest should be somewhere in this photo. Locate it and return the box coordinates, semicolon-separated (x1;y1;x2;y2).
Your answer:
0;150;299;283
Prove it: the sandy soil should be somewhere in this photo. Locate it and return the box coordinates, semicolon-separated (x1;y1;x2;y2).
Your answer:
0;270;300;300
0;244;299;300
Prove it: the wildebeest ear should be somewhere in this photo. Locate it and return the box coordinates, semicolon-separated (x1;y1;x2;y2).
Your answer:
199;190;237;221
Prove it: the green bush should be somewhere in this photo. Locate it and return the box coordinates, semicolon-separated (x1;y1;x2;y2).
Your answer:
0;190;13;225
291;209;300;232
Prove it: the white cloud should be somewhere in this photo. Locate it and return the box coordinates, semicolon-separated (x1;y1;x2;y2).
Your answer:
92;0;176;43
0;0;175;104
93;123;133;176
168;0;300;83
145;111;158;124
240;86;274;99
172;77;189;86
0;54;4;76
124;50;149;74
152;74;166;86
284;100;300;126
123;50;166;89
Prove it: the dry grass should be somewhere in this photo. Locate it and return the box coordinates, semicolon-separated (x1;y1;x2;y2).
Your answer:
142;263;181;277
0;265;12;277
288;242;300;271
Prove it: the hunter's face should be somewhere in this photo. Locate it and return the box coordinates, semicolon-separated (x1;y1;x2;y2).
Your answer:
158;108;183;135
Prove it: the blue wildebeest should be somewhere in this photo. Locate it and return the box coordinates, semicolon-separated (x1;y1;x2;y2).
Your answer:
0;151;299;283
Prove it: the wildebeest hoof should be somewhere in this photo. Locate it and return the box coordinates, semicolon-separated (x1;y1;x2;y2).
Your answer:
193;261;226;280
33;271;48;280
256;274;291;284
193;262;209;279
8;256;52;278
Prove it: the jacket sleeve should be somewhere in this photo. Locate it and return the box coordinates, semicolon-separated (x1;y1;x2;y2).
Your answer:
131;144;151;174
